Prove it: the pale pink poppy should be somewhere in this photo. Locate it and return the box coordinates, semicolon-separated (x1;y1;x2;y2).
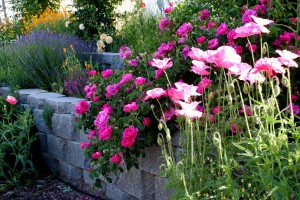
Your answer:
233;22;270;39
191;60;211;75
253;57;285;76
228;63;252;81
173;82;200;102
175;101;202;119
188;47;207;61
276;50;299;68
145;88;166;100
149;58;173;70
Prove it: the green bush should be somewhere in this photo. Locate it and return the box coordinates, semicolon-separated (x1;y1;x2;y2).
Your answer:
0;95;36;191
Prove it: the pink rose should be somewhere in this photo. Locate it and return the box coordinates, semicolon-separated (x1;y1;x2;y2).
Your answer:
110;152;124;165
216;23;229;35
106;83;121;96
208;38;219;49
80;142;87;149
94;111;110;128
198;9;210;21
135;77;147;85
212;106;222;114
155;69;164;79
74;100;90;114
128;59;139;67
120;73;133;85
176;22;193;37
92;151;102;159
121;137;136;148
123;102;138;112
88;70;97;76
101;69;114;79
90;96;99;102
197;36;206;44
142;118;151;126
119;46;132;59
98;126;112;140
101;103;113;114
159;18;172;30
6;96;17;105
88;130;97;139
121;126;138;148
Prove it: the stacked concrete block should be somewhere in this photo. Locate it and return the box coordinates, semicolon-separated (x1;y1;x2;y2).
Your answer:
0;79;175;199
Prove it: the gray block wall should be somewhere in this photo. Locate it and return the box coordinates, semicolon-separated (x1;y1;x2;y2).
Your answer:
0;86;176;200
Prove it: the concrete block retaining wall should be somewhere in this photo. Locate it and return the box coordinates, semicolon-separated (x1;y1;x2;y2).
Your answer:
0;86;176;199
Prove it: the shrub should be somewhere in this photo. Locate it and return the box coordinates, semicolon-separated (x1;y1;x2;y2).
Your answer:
3;30;96;91
0;95;36;191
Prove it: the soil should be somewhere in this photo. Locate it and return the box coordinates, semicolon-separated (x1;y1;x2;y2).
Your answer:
0;177;106;200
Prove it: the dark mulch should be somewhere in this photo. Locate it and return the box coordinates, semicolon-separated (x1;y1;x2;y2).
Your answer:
0;177;104;200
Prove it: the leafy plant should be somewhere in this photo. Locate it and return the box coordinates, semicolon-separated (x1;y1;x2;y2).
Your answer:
42;103;53;129
0;95;37;190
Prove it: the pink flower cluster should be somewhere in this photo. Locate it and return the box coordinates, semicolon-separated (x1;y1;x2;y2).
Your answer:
119;46;132;59
74;100;90;114
121;126;138;148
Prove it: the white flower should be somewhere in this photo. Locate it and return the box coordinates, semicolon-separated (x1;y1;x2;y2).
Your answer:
97;46;105;53
96;40;105;47
65;21;71;27
105;36;113;44
79;23;85;30
100;33;107;41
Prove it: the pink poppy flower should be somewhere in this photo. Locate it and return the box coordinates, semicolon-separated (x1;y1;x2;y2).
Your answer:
6;95;17;105
172;82;200;102
216;23;229;35
191;60;211;76
149;58;173;70
101;69;114;79
253;57;285;76
228;62;252;81
175;101;202;119
123;102;138;112
145;88;166;100
233;20;271;39
74;100;90;114
98;125;112;140
276;50;299;68
246;69;266;84
208;38;219;49
197;77;213;94
188;47;207;61
92;151;102;159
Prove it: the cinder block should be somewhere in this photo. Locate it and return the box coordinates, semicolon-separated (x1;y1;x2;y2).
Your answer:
66;140;87;169
59;161;83;186
106;184;139;200
37;132;48;153
34;109;52;134
45;97;84;114
155;177;173;200
47;134;67;160
27;92;65;109
51;113;77;140
138;145;164;175
18;88;48;104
